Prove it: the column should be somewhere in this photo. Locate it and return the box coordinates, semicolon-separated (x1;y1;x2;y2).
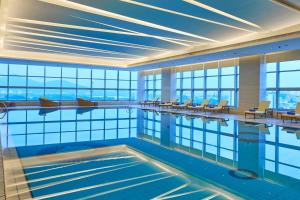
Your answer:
137;71;145;102
161;68;176;102
238;55;267;113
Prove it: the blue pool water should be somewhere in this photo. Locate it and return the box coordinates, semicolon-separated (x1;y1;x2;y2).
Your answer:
1;107;300;199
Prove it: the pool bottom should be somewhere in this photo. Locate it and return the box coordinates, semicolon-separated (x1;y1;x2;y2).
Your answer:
4;145;237;200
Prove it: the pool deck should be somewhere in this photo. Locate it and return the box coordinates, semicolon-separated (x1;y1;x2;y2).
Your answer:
134;105;300;129
2;104;300;128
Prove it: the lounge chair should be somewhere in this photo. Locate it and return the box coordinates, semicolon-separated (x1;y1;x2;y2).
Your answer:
0;102;6;108
172;99;192;109
205;100;228;113
188;99;209;112
141;97;160;106
281;102;300;122
159;98;177;108
0;101;16;107
39;97;60;107
244;101;270;119
77;98;98;107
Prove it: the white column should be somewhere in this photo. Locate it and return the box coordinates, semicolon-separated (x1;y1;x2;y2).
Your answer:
137;71;145;102
238;55;266;113
161;68;176;102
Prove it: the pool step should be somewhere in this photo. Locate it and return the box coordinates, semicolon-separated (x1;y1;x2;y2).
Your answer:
18;150;229;200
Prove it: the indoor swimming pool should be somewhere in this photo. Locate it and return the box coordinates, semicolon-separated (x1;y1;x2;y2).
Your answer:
1;107;300;199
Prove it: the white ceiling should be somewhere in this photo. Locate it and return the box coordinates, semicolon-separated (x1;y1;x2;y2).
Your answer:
0;0;300;68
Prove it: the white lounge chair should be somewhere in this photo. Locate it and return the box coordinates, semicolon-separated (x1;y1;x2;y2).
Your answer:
244;101;270;119
188;99;209;112
281;102;300;122
205;100;228;113
172;99;192;109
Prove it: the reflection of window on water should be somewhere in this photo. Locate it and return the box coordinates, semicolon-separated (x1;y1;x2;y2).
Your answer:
3;108;137;147
265;126;300;180
143;111;161;139
175;116;238;165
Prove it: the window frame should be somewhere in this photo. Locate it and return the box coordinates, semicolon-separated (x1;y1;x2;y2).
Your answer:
0;63;137;101
176;66;239;107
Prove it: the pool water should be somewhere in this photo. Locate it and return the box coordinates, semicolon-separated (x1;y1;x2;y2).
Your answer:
1;107;300;199
14;145;231;200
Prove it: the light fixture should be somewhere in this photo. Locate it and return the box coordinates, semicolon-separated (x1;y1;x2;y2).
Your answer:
37;0;218;42
183;0;261;28
120;0;254;33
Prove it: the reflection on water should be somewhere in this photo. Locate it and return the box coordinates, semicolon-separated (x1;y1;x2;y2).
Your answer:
140;110;300;182
0;108;137;147
1;108;300;195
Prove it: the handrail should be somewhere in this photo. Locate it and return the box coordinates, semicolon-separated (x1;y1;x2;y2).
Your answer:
0;102;7;119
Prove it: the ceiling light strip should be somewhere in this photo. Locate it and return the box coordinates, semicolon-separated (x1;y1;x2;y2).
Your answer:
183;0;261;28
7;29;174;55
8;24;167;51
8;18;194;46
37;0;218;42
0;49;126;67
69;16;200;46
120;0;255;32
5;43;137;60
6;36;144;58
8;17;141;36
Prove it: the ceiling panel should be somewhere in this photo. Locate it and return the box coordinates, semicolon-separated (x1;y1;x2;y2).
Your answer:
1;0;300;67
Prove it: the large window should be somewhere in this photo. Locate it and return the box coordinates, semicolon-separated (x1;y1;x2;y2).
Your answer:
176;66;239;106
266;60;300;109
144;74;161;101
0;62;137;101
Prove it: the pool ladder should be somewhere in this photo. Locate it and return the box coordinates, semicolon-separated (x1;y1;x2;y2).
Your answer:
0;102;7;119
